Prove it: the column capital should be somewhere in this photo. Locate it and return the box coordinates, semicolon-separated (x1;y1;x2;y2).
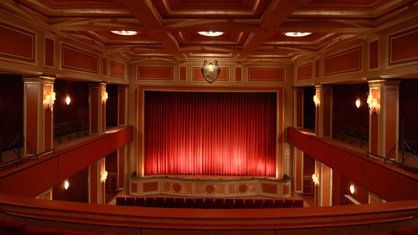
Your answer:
22;74;55;83
367;77;401;86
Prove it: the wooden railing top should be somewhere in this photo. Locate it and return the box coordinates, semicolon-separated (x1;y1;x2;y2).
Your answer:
0;193;417;230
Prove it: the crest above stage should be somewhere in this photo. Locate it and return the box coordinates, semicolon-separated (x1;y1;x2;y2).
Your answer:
202;60;220;83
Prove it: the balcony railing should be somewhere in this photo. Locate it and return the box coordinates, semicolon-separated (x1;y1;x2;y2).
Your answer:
0;133;22;167
0;133;56;171
333;122;368;148
54;120;89;144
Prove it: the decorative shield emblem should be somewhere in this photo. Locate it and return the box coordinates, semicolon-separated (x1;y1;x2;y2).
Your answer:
201;60;220;83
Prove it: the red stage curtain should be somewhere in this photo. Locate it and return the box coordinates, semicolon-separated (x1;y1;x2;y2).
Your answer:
144;91;276;176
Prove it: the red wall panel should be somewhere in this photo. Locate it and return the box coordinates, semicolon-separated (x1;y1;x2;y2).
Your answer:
62;45;98;73
297;63;312;80
390;28;418;65
235;67;242;81
248;68;284;81
0;24;34;62
180;67;186;80
110;60;125;78
369;40;378;69
324;47;361;76
44;38;54;67
137;67;173;80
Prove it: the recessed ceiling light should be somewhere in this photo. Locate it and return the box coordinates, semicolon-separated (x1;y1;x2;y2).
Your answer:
284;32;312;37
111;30;138;36
198;31;224;37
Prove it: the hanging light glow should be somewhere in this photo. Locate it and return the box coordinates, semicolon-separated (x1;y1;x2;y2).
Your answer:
111;30;137;36
198;31;224;37
284;32;312;37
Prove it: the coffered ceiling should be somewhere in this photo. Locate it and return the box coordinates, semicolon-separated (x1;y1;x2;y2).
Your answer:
4;0;418;63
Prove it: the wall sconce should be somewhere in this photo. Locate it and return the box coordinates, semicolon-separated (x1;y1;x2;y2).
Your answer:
313;95;320;106
355;98;361;108
102;92;108;104
44;91;56;110
349;184;355;194
65;96;71;105
312;173;319;185
100;170;108;183
366;95;380;112
64;179;70;190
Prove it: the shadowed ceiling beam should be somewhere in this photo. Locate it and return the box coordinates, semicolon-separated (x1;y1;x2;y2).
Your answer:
236;0;305;62
116;0;187;62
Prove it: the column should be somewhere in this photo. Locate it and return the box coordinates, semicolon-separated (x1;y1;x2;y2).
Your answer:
312;161;332;206
314;85;333;138
368;79;400;160
23;75;55;157
89;158;106;204
292;87;304;193
319;162;333;206
117;85;128;189
292;148;304;194
89;82;107;134
313;85;333;206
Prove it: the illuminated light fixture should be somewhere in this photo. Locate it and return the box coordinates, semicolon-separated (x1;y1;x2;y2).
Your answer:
284;32;312;37
366;94;380;112
355;98;361;108
64;179;69;190
313;95;320;106
100;171;108;183
110;30;137;36
350;184;355;194
102;92;108;104
312;173;319;185
44;91;56;110
65;96;71;105
198;31;224;37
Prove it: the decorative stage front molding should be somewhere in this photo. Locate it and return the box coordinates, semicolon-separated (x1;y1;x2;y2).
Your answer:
128;176;291;198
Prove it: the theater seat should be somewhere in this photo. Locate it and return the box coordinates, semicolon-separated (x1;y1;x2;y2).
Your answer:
391;226;418;235
61;230;99;235
224;198;234;208
23;225;60;235
253;199;264;208
354;232;390;235
234;199;244;208
115;197;126;205
293;199;304;207
125;197;135;206
0;219;25;235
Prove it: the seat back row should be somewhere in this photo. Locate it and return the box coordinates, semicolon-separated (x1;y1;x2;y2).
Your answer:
116;196;304;209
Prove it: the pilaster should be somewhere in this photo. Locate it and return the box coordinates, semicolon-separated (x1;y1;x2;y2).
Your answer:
89;82;107;134
23;75;55;156
368;79;400;159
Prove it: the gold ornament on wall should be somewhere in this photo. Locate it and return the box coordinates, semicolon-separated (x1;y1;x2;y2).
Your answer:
202;60;220;83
